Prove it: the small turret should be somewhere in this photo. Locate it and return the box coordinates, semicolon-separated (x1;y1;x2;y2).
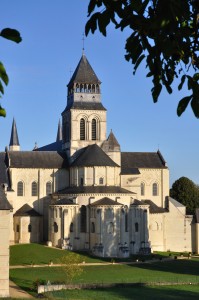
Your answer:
9;118;20;151
101;130;121;166
56;119;62;142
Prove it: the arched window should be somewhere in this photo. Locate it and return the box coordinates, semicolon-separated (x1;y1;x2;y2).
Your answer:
99;177;103;185
28;224;32;233
80;205;87;232
17;181;24;196
70;222;74;233
46;181;52;195
54;222;58;233
141;182;145;196
96;84;100;93
92;84;95;93
80;84;84;92
92;119;97;140
32;181;38;196
88;84;91;93
91;222;95;233
76;83;80;92
135;222;139;232
80;118;85;140
152;183;158;196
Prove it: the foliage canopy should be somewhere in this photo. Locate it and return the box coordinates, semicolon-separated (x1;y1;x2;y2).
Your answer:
0;28;22;117
58;252;83;283
86;0;199;117
170;176;199;214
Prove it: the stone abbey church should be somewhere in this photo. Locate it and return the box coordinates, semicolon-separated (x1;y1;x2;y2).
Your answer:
1;53;199;268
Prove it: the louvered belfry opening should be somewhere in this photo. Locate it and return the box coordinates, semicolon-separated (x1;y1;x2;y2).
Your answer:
92;119;96;140
80;118;85;140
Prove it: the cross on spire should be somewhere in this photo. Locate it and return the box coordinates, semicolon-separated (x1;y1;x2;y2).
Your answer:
82;33;85;54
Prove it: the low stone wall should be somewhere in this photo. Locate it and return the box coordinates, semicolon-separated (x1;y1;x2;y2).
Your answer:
38;281;198;294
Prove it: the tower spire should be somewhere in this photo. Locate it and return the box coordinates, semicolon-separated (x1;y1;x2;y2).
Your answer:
9;118;20;151
56;119;62;142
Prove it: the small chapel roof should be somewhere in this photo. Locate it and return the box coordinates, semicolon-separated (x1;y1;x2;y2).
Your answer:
0;186;12;210
90;197;123;206
121;151;167;174
14;204;42;217
7;151;68;168
71;144;119;167
57;185;135;195
67;54;101;87
9;118;20;147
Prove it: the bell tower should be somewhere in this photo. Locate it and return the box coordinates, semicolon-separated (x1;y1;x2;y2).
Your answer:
62;54;107;157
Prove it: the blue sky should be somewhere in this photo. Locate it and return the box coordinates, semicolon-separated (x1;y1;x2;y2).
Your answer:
1;1;199;186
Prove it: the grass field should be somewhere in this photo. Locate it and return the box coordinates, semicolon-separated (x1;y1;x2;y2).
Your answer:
47;285;199;300
9;244;199;299
10;243;177;266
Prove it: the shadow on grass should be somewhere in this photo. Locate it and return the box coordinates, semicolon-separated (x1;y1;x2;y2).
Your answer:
127;259;199;277
47;285;199;300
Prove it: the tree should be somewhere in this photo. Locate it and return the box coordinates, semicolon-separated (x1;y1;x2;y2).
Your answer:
170;176;199;214
59;252;83;283
0;28;22;117
86;0;199;118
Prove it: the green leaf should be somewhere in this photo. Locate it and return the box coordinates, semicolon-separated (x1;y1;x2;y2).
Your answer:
133;54;145;74
193;73;199;81
88;0;98;15
0;62;9;85
0;105;6;117
178;75;186;90
177;95;192;116
0;81;4;95
191;97;199;118
0;28;22;43
152;83;162;103
85;12;100;35
98;10;110;36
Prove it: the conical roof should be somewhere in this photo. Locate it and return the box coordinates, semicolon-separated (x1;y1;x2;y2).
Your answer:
0;186;12;210
56;119;62;142
68;54;101;87
101;130;120;152
71;144;118;167
9;118;20;146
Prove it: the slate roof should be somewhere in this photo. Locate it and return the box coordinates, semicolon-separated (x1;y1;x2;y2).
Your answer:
9;118;20;146
51;198;78;206
57;185;135;195
71;144;118;167
0;186;12;210
90;197;123;206
101;130;120;152
8;151;68;168
121;151;167;174
62;101;106;113
143;200;168;214
68;54;101;87
131;199;167;213
14;204;41;216
35;141;63;152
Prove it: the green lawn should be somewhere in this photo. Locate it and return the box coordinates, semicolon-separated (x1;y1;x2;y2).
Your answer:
9;244;199;299
47;285;199;300
10;243;171;266
10;260;199;296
